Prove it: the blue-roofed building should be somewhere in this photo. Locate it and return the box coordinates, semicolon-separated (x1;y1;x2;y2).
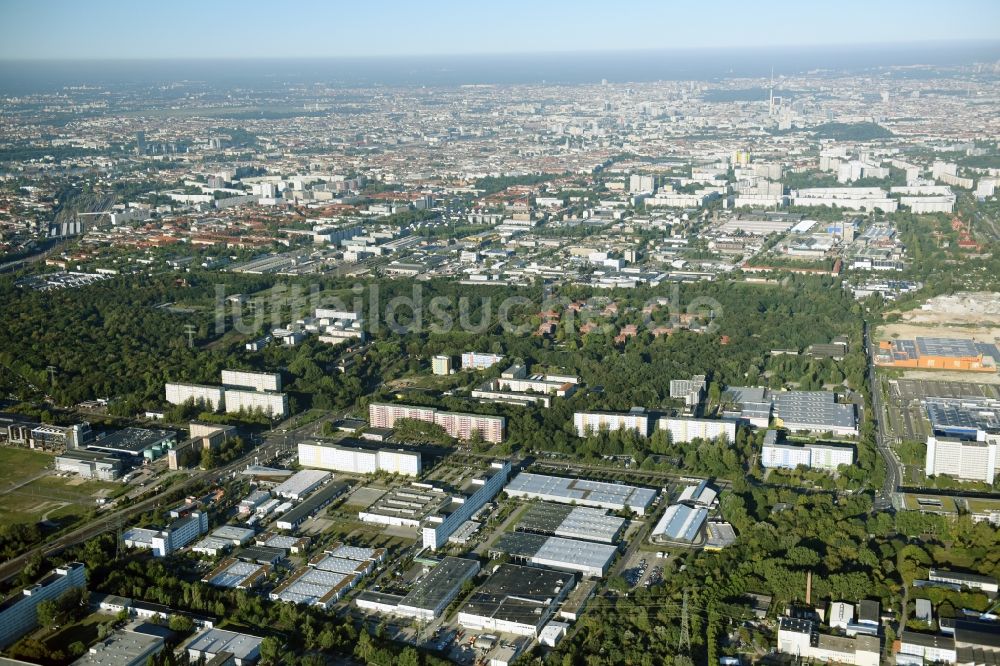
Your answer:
650;504;707;544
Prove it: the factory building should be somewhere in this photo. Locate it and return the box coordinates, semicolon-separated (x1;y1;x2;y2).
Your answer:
356;556;481;621
505;472;657;515
54;449;122;480
650;503;708;545
515;503;626;544
273;470;332;500
203;559;270;590
275;481;348;531
776;617;880;666
458;564;574;637
186;628;263;666
72;625;165;666
489;532;617;578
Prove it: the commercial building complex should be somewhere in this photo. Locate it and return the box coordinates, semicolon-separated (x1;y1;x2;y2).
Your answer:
876;337;998;373
0;562;87;649
771;391;858;437
473;363;580;407
723;388;858;437
458;564;574;637
297;440;421;476
505;472;657;515
369;402;505;443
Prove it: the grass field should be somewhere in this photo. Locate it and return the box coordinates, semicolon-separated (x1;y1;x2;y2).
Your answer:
41;612;109;656
0;447;117;528
0;447;52;490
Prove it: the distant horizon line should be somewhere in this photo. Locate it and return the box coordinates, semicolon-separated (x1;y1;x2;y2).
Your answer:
3;38;999;63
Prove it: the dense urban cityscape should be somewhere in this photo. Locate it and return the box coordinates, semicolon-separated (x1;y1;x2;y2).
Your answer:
1;3;1000;666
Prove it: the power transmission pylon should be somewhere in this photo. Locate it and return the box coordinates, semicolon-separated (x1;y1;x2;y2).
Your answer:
184;324;196;348
678;588;691;654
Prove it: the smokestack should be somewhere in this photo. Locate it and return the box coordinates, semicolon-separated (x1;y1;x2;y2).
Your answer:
806;570;812;606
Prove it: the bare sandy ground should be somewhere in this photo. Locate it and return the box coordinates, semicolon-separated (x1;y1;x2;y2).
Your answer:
877;291;1000;383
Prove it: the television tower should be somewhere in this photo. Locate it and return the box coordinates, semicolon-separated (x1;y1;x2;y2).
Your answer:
769;67;775;116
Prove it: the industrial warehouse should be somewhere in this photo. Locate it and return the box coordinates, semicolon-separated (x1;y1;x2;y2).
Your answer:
356;556;481;621
504;472;657;515
515;503;626;543
489;531;618;578
876;336;999;372
457;564;574;637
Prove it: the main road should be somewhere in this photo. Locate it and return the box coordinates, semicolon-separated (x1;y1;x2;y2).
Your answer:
864;319;903;511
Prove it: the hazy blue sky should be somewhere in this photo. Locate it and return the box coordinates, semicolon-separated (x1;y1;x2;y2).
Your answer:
1;0;998;60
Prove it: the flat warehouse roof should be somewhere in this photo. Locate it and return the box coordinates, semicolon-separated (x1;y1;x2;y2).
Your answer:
548;506;624;543
926;398;1000;430
400;556;479;612
506;472;656;511
915;337;981;358
279;482;348;525
91;427;174;453
461;563;571;626
273;470;332;497
209;561;264;588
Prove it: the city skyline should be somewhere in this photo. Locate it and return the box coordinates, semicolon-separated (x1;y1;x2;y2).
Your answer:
1;0;1000;61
